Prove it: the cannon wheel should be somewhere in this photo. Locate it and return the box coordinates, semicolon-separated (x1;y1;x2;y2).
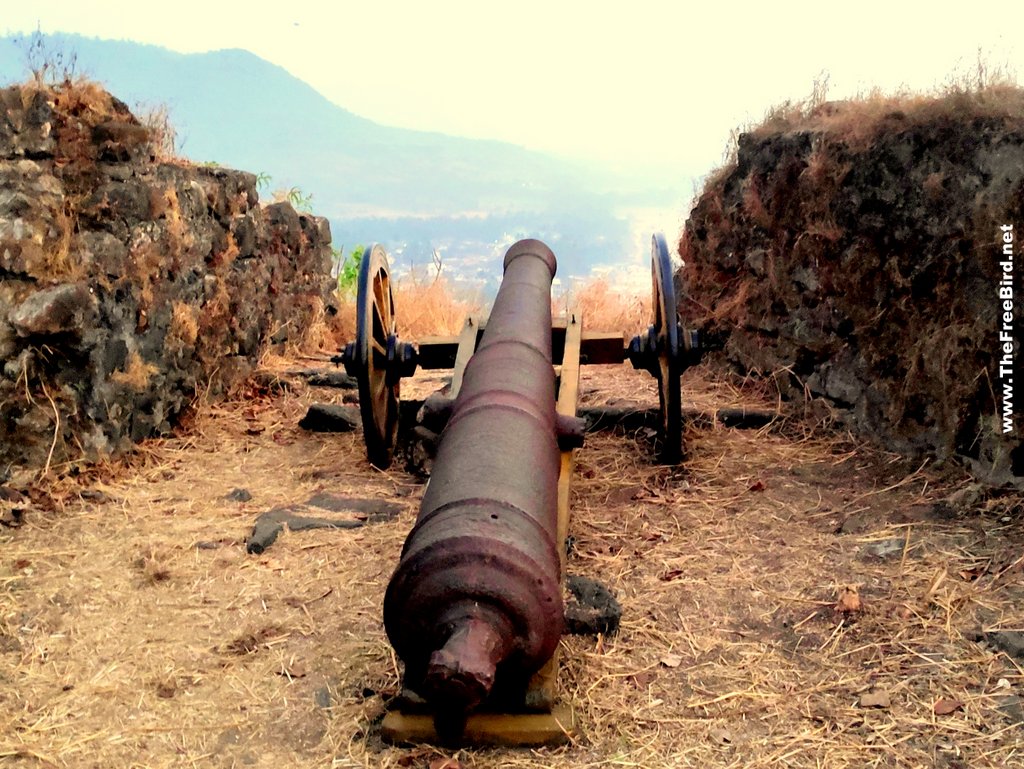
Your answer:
650;233;683;463
354;244;400;469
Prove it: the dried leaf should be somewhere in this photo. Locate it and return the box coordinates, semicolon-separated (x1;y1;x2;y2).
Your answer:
660;653;683;668
835;586;862;614
627;671;656;688
933;698;963;715
710;726;734;744
859;688;891;709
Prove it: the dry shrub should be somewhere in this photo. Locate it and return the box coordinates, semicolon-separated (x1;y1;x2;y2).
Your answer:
48;77;117;123
394;268;482;338
752;69;1023;149
43;197;79;278
701;60;1023;197
136;103;177;160
168;301;199;349
295;296;332;353
554;276;651;336
741;176;771;228
332;269;482;344
709;277;752;327
329;269;649;348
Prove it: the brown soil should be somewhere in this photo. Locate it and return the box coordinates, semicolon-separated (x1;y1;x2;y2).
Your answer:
2;360;1022;768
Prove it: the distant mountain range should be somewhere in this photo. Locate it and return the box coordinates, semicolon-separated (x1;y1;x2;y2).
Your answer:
0;32;685;287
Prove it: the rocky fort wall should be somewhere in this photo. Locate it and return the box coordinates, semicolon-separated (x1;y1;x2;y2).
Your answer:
0;82;333;472
679;93;1024;485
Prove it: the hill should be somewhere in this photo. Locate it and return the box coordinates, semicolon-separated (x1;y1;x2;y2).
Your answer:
0;33;672;281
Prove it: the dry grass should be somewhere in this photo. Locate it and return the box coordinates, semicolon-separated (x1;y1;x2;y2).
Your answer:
555;277;652;337
2;360;1021;768
331;268;652;350
701;60;1023;192
137;103;177;161
333;268;480;345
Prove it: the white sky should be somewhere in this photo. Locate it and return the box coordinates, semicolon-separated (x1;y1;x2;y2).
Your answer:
3;1;1023;181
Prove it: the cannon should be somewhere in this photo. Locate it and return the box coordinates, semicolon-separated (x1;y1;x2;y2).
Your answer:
339;234;700;744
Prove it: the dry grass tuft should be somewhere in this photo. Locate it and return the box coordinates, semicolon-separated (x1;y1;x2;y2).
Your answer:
331;268;482;345
110;350;160;390
555;277;651;336
168;300;199;348
701;61;1023;191
137;102;178;160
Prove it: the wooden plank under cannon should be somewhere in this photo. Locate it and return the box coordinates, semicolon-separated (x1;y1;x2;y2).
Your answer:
555;314;582;573
379;705;576;747
518;313;583;718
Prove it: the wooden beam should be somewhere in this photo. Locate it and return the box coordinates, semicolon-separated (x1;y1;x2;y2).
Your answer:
417;328;625;370
555;314;582;575
448;317;479;398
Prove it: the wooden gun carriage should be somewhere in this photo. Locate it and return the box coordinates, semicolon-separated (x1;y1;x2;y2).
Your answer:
339;235;700;745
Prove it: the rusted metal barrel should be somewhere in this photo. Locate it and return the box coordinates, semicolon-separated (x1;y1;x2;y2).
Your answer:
383;239;563;714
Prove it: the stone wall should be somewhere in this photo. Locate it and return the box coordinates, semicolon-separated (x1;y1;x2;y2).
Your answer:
679;94;1024;485
0;82;333;471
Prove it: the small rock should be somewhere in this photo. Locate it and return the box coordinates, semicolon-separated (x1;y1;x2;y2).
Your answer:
249;371;292;395
996;694;1024;723
226;488;253;503
0;486;27;504
298;404;361;433
313;686;332;709
305;370;357;389
9;283;96;337
78;489;112;504
563;575;622;635
984;630;1024;659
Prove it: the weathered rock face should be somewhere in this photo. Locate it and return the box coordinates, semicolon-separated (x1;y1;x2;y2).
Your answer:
0;82;333;471
679;97;1024;485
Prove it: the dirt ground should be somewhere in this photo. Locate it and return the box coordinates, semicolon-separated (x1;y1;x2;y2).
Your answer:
2;360;1022;768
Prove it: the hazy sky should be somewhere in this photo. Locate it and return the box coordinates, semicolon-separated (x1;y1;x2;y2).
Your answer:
4;1;1023;180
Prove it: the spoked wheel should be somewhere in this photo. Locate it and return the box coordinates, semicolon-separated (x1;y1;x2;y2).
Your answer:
628;233;699;464
650;233;683;463
341;244;418;469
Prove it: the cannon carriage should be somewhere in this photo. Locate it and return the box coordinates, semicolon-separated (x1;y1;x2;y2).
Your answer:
339;235;700;745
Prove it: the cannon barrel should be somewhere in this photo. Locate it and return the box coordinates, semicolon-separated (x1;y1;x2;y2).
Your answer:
383;239;564;714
